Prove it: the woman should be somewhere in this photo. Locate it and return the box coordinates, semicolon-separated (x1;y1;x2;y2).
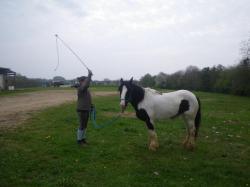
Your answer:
76;69;93;145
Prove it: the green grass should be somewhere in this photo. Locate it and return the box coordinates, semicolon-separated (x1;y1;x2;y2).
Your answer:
90;85;118;92
0;89;250;187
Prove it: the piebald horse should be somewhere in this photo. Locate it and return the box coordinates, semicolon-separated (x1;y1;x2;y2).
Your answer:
119;78;201;151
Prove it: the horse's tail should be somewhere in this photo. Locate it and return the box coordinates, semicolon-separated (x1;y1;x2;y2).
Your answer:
195;96;201;138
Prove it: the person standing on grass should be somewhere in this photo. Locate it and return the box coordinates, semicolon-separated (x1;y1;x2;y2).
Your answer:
76;69;93;145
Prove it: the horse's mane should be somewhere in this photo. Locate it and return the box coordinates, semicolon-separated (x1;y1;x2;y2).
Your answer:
129;83;145;110
144;87;162;95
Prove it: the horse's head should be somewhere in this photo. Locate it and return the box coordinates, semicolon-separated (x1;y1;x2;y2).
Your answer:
118;77;133;113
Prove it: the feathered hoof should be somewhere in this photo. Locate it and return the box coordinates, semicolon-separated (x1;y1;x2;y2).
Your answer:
182;135;190;147
149;145;157;151
185;143;195;151
149;142;159;151
182;140;188;147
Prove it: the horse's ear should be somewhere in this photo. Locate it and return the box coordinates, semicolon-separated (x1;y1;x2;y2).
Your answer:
119;78;124;86
129;77;133;84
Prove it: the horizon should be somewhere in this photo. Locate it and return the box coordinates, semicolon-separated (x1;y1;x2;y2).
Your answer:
1;60;244;81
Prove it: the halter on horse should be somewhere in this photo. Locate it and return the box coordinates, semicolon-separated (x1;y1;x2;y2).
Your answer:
118;78;201;151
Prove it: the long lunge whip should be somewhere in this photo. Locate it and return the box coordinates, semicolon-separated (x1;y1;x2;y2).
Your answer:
54;34;91;71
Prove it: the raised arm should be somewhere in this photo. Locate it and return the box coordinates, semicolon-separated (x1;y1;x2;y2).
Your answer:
79;70;93;91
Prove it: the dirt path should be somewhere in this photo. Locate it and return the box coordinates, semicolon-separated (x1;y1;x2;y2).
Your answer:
0;90;117;129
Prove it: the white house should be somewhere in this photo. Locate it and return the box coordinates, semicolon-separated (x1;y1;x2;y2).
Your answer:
0;67;16;91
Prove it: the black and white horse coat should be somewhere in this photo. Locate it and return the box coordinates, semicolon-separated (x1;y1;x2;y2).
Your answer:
119;78;201;151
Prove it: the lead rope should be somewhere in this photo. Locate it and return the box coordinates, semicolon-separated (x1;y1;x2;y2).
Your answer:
90;106;122;129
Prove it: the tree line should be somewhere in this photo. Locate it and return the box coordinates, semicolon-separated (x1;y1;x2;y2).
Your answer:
13;57;250;97
14;57;250;97
139;57;250;96
14;74;49;88
140;36;250;96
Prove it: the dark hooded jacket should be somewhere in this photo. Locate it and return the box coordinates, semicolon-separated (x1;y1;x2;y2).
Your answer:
76;74;92;111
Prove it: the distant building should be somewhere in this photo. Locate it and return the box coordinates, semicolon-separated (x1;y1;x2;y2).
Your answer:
0;67;16;91
52;76;66;87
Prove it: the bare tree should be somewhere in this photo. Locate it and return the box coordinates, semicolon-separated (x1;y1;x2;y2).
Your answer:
240;34;250;59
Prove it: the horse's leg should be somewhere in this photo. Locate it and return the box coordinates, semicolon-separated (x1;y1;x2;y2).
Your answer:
136;109;159;151
182;116;190;147
146;120;159;151
183;115;196;150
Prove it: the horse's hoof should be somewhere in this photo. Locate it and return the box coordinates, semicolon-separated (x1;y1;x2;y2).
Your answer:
149;144;157;151
149;146;157;151
149;142;159;151
182;139;188;146
182;142;188;148
185;143;195;151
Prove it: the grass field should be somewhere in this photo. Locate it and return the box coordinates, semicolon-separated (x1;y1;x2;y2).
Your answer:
0;88;250;187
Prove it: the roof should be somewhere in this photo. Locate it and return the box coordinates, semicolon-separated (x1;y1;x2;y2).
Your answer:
0;67;16;75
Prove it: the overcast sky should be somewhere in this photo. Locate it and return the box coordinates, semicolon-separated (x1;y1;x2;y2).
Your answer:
0;0;250;80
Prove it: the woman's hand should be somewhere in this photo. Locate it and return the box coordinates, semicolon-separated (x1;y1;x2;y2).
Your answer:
88;69;93;76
